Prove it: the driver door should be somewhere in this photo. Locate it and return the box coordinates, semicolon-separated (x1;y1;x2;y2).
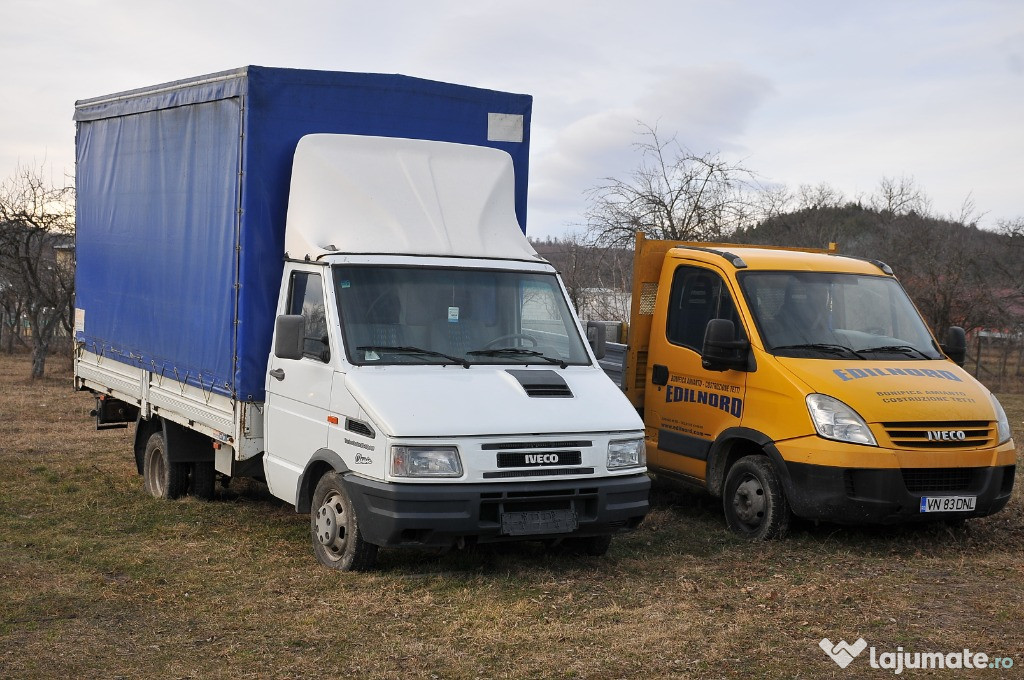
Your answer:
646;264;748;482
264;268;334;504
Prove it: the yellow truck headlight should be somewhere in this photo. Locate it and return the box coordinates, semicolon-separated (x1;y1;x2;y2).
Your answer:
390;446;463;478
806;394;877;446
990;393;1012;444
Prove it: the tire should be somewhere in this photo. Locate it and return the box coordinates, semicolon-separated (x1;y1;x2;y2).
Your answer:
310;472;378;571
142;431;190;500
723;455;791;540
190;461;217;501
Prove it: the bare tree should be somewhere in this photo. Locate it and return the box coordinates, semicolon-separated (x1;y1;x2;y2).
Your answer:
796;182;846;211
585;124;759;248
0;165;75;378
870;175;931;216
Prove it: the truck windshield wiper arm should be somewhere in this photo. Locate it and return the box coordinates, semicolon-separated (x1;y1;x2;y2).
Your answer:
856;345;933;359
466;347;568;368
357;345;470;368
771;343;867;359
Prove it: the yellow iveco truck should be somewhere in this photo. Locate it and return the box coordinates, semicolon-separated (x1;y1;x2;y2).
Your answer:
602;234;1016;539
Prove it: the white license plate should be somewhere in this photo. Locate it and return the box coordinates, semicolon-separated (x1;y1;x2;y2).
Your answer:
920;496;977;513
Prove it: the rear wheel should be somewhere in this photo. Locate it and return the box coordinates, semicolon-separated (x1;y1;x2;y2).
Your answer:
723;455;791;540
190;461;217;500
310;472;378;571
142;432;189;500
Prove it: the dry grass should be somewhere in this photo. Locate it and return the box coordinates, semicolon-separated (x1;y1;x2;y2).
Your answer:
0;353;1021;679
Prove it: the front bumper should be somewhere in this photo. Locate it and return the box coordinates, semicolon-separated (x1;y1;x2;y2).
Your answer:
342;473;650;548
780;460;1016;524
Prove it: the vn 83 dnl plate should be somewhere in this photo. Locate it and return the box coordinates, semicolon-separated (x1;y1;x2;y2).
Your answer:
920;496;977;513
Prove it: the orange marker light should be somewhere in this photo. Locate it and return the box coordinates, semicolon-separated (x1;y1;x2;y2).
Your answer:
327;415;340;425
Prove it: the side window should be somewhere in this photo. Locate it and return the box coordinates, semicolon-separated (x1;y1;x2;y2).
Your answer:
666;266;745;351
288;272;330;362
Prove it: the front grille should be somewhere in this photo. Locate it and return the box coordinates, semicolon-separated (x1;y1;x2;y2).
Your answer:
483;467;595;479
482;440;591;450
902;468;973;493
497;451;583;468
882;421;992;449
482;438;593;478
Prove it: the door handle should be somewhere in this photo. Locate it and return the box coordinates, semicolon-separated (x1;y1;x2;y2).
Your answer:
269;368;286;381
652;364;669;386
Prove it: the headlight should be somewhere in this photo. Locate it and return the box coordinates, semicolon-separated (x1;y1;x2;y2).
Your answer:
391;446;463;478
990;393;1012;444
806;394;877;446
607;438;646;469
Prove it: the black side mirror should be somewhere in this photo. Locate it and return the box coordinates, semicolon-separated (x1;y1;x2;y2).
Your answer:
702;319;750;372
586;321;607;361
274;315;305;360
941;326;967;366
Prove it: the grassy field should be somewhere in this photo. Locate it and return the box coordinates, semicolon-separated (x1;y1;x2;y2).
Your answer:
0;353;1021;679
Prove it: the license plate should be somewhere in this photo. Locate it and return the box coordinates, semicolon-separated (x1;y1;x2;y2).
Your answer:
501;509;578;536
920;496;977;513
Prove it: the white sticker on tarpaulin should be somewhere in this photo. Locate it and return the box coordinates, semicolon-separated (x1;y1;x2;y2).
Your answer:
448;306;460;322
487;113;523;143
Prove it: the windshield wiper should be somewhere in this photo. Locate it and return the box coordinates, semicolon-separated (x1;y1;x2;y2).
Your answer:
467;347;568;368
856;345;933;360
771;343;867;359
356;345;469;368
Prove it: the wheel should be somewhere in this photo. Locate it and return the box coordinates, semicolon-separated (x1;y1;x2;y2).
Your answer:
484;334;537;349
310;472;378;571
142;431;189;500
723;455;791;540
190;461;217;501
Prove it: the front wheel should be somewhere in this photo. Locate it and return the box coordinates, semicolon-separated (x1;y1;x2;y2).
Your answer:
723;455;791;540
310;472;378;571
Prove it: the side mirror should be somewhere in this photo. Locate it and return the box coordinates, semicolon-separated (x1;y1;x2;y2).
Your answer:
702;319;750;372
941;326;967;367
274;315;305;360
586;321;607;361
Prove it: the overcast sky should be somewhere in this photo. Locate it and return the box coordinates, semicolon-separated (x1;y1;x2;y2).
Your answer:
2;1;1021;239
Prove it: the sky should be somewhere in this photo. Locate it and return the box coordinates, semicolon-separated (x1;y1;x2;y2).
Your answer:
1;1;1021;240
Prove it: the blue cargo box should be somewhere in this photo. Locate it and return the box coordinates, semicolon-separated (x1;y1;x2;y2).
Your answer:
74;66;533;402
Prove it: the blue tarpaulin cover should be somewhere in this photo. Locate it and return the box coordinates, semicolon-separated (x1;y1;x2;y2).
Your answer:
75;66;533;402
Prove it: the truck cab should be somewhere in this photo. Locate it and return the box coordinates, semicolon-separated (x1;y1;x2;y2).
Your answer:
263;135;649;569
622;234;1015;538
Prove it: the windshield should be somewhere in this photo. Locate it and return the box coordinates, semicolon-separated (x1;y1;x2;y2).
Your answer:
738;271;943;360
333;265;591;367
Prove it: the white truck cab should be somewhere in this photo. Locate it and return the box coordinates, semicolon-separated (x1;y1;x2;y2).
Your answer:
263;135;649;569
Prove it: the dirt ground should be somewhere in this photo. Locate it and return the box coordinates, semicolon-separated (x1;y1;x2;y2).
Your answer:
1;353;1021;678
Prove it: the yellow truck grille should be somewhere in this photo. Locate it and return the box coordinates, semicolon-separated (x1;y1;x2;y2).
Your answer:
881;421;993;449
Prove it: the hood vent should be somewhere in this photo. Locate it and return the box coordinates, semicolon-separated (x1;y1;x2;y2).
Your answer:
506;370;573;398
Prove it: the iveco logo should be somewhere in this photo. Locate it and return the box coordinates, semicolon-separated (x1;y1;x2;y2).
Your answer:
525;454;560;465
926;430;967;441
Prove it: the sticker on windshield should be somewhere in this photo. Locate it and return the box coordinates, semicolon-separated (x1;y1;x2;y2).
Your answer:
448;306;460;323
340;280;351;289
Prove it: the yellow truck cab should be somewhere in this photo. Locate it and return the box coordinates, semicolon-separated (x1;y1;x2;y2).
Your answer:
619;234;1016;538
